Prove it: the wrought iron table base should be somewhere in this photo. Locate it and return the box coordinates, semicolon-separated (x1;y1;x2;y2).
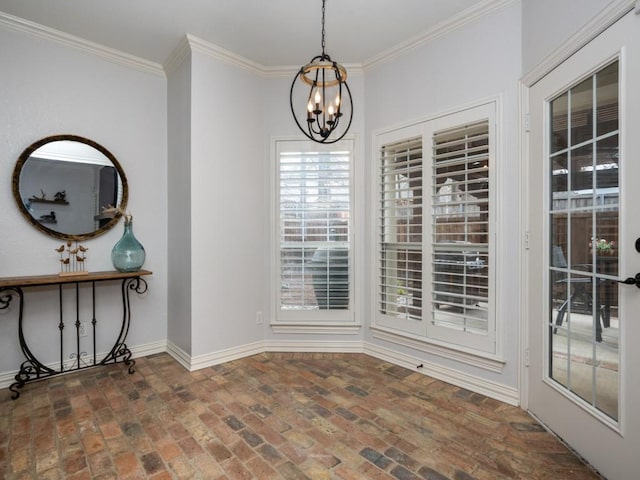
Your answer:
0;271;150;399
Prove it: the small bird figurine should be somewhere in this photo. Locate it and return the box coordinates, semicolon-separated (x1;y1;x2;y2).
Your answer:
55;245;65;253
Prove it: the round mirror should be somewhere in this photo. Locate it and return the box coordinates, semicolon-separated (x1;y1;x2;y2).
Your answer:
12;135;128;240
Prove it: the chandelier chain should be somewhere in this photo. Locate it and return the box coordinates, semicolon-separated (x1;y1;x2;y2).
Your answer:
321;0;326;55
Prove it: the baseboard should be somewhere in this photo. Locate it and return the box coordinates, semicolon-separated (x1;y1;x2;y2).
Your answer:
363;341;520;406
166;339;363;371
189;341;265;371
0;340;167;390
166;340;192;371
0;367;22;390
131;340;167;359
2;338;519;407
263;339;363;353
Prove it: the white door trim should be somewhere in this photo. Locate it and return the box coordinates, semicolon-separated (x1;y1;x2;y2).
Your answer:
522;0;635;87
519;0;635;412
518;81;530;410
524;9;640;477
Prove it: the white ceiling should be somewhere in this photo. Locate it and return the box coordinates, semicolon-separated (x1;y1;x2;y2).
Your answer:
0;0;490;67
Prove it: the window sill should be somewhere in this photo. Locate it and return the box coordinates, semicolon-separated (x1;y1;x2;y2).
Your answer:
271;322;362;335
370;325;505;373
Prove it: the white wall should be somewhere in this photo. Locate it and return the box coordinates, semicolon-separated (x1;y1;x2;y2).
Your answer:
363;2;523;391
0;25;168;373
0;0;542;401
0;2;523;400
166;49;193;356
164;43;367;364
521;0;613;74
188;49;266;357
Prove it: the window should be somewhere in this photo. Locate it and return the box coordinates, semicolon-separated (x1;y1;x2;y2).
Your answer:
275;139;354;324
547;61;620;420
375;103;496;354
378;134;424;335
431;120;490;336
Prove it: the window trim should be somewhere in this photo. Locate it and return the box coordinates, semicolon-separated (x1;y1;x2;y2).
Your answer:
271;136;360;330
375;123;425;336
425;105;497;353
372;100;502;359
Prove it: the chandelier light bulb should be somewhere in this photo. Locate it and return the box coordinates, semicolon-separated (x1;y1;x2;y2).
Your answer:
307;101;314;122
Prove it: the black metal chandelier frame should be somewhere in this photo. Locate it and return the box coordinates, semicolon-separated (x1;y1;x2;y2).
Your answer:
289;0;353;144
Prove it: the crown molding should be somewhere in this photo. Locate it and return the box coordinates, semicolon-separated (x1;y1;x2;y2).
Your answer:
261;64;307;78
163;35;191;76
185;33;265;76
522;0;636;87
363;0;516;71
0;11;165;77
261;63;365;79
1;1;510;80
167;34;365;79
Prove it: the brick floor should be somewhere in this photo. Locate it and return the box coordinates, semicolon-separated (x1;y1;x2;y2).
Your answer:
0;353;602;479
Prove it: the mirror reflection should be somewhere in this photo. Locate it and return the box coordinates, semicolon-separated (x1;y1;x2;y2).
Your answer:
12;135;128;240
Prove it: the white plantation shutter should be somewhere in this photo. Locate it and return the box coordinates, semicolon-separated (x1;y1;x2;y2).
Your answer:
379;136;423;323
278;145;351;314
431;120;490;336
375;102;496;355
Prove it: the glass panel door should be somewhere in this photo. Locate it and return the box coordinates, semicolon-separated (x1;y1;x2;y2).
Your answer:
527;10;640;479
548;61;619;420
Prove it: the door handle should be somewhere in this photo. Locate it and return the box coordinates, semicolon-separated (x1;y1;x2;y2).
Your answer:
618;273;640;288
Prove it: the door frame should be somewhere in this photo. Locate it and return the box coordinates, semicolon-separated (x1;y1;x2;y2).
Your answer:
519;0;637;411
521;4;640;479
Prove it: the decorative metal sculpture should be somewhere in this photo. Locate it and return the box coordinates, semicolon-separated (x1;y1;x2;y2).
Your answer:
56;240;88;275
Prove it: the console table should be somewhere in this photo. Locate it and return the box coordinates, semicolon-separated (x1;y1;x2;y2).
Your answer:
0;270;151;399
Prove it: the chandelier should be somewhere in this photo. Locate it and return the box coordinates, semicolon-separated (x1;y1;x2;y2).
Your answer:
289;0;353;144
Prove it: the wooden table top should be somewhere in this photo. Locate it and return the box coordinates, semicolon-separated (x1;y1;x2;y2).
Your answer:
0;270;152;288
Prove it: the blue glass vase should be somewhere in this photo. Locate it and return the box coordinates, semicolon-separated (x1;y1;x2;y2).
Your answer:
111;216;145;272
